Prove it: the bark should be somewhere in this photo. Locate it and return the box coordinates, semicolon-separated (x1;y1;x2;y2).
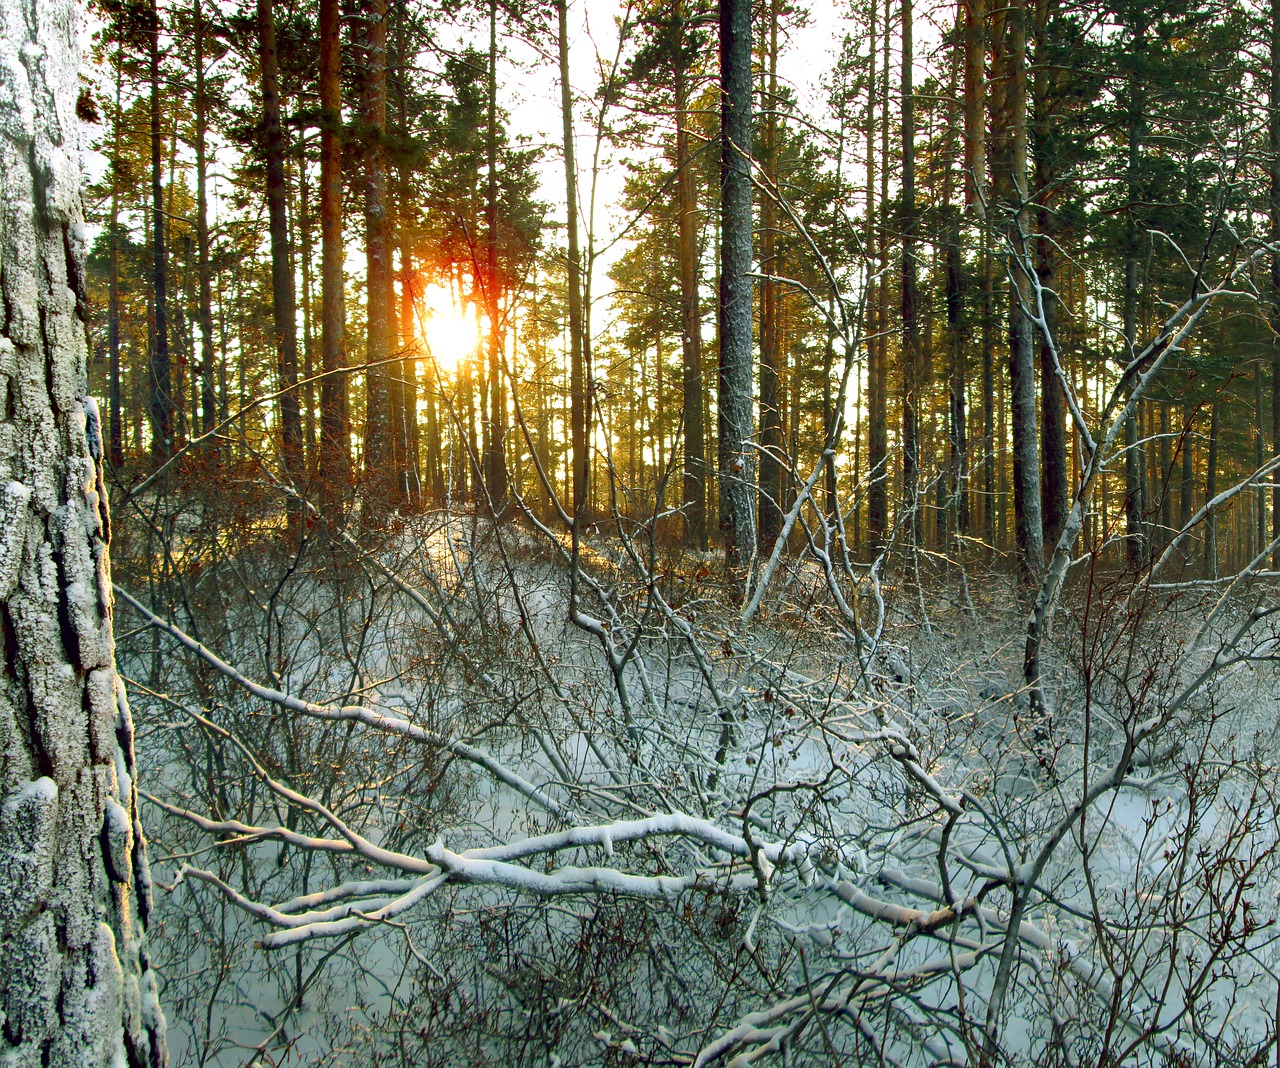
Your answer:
558;0;588;521
1033;0;1066;550
718;0;755;581
258;0;303;525
194;0;217;441
900;0;921;544
483;0;507;511
300;159;316;461
1271;0;1280;565
1122;26;1146;569
675;51;707;550
361;0;391;520
0;0;168;1058
867;0;889;553
318;0;350;515
757;0;783;551
109;32;124;468
148;0;172;469
994;0;1043;578
399;247;422;509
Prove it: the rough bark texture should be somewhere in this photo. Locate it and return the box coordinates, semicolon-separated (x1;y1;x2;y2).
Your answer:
900;0;920;543
1271;0;1279;565
757;0;783;552
194;0;217;440
0;0;168;1061
675;50;706;550
994;0;1043;578
718;0;755;579
147;0;171;468
361;0;391;519
558;0;588;522
318;0;349;516
257;0;303;518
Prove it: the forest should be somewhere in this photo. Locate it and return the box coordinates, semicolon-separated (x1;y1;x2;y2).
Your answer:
6;0;1280;1063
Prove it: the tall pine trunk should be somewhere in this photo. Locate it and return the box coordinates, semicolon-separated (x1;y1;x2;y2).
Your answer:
483;0;507;510
194;0;217;442
867;0;889;553
318;0;350;515
900;0;921;544
994;0;1043;578
109;29;124;468
757;0;783;550
718;0;755;582
1033;0;1066;551
675;49;707;550
0;0;168;1057
361;0;391;519
258;0;303;529
558;0;588;522
148;0;172;469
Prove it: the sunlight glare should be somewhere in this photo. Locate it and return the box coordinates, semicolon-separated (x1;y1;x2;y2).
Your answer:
420;283;478;374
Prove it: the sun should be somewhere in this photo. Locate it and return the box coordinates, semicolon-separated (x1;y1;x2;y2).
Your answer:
419;282;478;375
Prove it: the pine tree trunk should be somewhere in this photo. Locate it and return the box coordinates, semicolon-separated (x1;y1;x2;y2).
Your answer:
194;0;217;442
148;0;172;469
718;0;755;583
1122;26;1147;569
675;53;707;550
258;0;303;531
900;0;921;545
0;0;168;1058
318;0;349;516
109;30;125;468
1033;0;1066;550
484;0;507;511
995;0;1043;578
361;0;391;520
1271;0;1280;565
867;0;889;553
558;0;588;523
399;247;421;510
757;0;783;551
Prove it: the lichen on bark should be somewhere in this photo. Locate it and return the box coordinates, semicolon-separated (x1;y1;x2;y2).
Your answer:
0;0;167;1061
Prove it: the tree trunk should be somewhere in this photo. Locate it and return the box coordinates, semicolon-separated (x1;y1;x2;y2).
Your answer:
399;247;422;510
558;0;588;523
0;0;168;1058
994;0;1043;578
675;53;707;550
1033;0;1066;551
483;0;507;511
757;0;783;551
718;0;755;582
1122;25;1147;569
361;0;391;520
867;0;889;553
1271;0;1280;566
194;0;217;442
109;29;124;468
148;0;172;469
318;0;349;516
900;0;921;545
258;0;303;531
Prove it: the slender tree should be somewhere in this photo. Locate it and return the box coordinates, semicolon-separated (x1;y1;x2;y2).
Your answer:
257;0;303;526
361;0;392;519
558;0;588;520
757;0;784;550
318;0;350;514
147;0;172;468
718;0;755;580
